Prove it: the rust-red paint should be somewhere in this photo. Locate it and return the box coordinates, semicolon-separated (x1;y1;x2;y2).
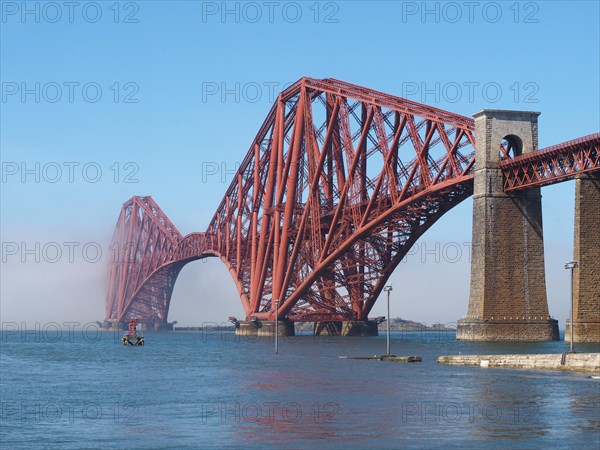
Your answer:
105;78;599;324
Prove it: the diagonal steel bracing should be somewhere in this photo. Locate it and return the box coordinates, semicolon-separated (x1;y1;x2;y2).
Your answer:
104;78;599;324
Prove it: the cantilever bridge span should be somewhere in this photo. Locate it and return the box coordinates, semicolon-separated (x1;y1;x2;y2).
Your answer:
104;78;599;331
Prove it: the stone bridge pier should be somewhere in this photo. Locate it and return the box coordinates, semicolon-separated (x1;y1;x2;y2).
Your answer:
457;110;559;341
567;173;600;342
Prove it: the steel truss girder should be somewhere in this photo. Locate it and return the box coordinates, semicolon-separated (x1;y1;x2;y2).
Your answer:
200;78;477;322
104;78;598;324
501;133;600;191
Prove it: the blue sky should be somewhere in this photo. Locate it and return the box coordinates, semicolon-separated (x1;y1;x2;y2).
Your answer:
1;1;599;326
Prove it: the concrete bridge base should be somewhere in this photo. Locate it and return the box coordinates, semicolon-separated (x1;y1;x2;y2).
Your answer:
565;320;600;343
313;321;342;336
341;321;378;336
234;320;295;336
100;321;174;332
456;319;559;341
141;322;174;332
313;320;379;336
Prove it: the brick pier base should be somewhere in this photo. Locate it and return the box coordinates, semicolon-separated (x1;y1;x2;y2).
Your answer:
234;320;295;336
313;321;379;336
568;173;600;342
457;110;558;341
457;319;559;341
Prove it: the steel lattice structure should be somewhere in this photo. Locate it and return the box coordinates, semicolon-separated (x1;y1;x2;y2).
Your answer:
105;78;600;325
501;132;600;191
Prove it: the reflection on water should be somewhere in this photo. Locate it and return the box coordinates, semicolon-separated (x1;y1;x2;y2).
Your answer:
470;374;551;440
568;380;600;436
1;330;598;449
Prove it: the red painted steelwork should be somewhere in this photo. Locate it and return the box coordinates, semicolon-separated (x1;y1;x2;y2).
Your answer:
104;78;599;325
501;133;600;191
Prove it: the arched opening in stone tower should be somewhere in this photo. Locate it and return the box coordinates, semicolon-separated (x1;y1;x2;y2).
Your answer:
500;134;523;159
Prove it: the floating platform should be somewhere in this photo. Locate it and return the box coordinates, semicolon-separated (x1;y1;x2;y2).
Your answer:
341;355;422;362
437;353;600;373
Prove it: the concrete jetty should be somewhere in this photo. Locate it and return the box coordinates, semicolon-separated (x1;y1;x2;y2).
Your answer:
437;353;600;373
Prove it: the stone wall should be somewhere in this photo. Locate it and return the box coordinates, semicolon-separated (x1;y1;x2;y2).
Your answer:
568;172;600;342
437;353;600;373
235;320;295;336
456;320;558;341
457;110;558;341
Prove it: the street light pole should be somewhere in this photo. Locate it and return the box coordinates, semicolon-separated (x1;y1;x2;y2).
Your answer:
274;300;279;355
384;285;393;356
564;261;577;353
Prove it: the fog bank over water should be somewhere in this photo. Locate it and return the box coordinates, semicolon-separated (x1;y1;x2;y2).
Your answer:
1;194;576;329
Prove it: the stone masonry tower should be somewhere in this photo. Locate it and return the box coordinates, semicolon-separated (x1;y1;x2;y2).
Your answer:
456;110;559;341
566;172;600;342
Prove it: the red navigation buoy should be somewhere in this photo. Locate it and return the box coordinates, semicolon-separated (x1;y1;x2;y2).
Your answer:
122;319;144;346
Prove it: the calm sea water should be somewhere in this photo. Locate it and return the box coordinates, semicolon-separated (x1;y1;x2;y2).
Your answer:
1;328;599;449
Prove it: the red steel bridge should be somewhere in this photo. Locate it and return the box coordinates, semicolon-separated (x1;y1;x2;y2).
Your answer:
104;78;600;326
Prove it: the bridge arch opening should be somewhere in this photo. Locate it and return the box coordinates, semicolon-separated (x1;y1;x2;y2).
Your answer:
367;197;473;328
500;134;523;159
168;256;246;327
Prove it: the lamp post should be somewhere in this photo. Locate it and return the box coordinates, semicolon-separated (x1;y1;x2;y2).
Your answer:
383;285;393;356
274;300;279;355
564;261;577;353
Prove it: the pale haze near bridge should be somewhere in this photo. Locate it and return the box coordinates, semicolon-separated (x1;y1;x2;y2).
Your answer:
0;183;577;328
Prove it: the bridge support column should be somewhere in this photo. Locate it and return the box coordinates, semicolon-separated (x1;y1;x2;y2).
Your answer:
566;173;600;342
313;321;379;336
457;110;559;341
100;321;175;331
139;322;174;332
340;321;379;336
313;321;342;336
234;320;295;336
